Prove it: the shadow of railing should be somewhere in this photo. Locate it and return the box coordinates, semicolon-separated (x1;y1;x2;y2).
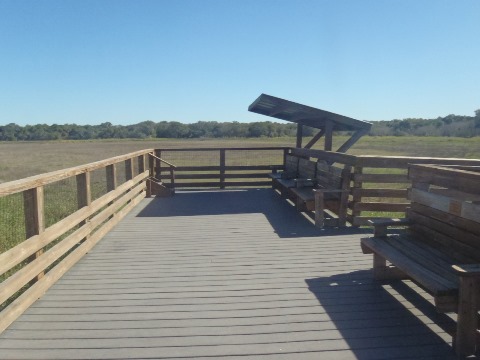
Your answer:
305;271;458;359
136;189;369;238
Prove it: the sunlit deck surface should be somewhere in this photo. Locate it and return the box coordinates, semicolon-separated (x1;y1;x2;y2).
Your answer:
0;189;457;359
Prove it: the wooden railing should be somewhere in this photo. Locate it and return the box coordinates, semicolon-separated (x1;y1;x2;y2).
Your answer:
0;149;152;332
153;147;287;189
292;148;480;226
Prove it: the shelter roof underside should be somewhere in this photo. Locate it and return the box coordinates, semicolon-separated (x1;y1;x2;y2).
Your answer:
248;94;372;132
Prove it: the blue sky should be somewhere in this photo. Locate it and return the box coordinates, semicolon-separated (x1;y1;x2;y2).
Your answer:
0;0;479;126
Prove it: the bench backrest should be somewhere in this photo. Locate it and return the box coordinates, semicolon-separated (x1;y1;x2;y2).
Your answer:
298;158;317;179
284;155;299;175
408;164;480;263
315;161;351;191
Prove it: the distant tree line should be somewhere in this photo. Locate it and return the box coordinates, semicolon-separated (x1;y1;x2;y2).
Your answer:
0;121;315;141
369;110;480;137
1;110;479;141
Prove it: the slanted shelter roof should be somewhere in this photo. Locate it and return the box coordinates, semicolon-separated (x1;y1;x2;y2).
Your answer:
248;94;371;132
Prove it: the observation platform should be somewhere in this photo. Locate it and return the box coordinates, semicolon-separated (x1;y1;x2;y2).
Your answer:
0;189;456;359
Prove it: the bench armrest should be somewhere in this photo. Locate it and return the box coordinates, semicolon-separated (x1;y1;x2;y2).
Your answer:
452;264;480;278
313;188;348;193
368;218;412;237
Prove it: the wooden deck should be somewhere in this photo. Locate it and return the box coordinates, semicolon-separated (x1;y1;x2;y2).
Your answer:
0;189;458;359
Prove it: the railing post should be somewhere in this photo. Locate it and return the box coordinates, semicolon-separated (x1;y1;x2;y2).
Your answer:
351;165;363;226
138;154;146;174
106;164;117;217
106;164;117;192
76;171;91;242
220;149;226;189
154;149;162;180
148;152;154;178
23;186;45;282
170;166;176;193
283;148;289;170
125;158;133;181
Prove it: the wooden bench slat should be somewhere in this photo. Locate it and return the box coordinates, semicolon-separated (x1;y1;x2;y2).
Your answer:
361;237;458;296
386;236;459;285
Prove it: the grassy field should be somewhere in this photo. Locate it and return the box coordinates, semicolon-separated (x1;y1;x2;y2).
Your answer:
1;136;480;183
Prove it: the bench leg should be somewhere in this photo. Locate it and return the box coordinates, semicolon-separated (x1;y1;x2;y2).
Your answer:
372;253;408;280
455;276;479;357
314;191;324;228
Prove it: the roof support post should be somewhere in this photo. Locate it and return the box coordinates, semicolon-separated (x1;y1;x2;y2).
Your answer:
304;128;326;149
296;123;303;148
324;120;333;151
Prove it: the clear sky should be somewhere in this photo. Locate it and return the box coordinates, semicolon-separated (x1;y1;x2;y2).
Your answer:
0;0;479;126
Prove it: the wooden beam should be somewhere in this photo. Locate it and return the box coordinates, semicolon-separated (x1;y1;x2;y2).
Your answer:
296;124;303;148
125;158;133;181
324;120;333;151
219;149;226;189
106;164;117;192
336;129;369;153
76;171;91;243
304;129;326;149
23;187;45;282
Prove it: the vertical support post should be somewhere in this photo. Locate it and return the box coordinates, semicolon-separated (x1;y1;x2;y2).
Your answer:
147;154;154;198
106;164;117;217
148;153;154;177
283;148;289;171
76;171;91;242
106;164;117;192
296;124;303;148
125;158;133;181
314;190;324;228
455;276;479;357
138;154;146;174
23;186;45;282
154;149;162;180
351;165;363;226
324;120;333;151
169;166;176;193
220;149;226;189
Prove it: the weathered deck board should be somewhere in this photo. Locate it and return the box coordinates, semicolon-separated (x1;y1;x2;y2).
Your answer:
0;189;457;359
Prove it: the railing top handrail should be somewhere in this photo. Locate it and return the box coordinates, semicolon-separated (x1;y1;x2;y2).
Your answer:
148;153;176;168
155;147;290;152
0;148;154;197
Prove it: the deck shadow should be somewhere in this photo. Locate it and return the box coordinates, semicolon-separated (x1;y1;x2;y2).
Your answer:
136;189;369;238
305;271;458;359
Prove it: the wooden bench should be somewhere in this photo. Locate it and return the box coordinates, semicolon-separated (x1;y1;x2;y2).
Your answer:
291;161;351;227
361;164;480;357
269;155;316;197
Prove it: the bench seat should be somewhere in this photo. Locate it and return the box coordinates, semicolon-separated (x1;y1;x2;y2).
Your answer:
361;234;459;298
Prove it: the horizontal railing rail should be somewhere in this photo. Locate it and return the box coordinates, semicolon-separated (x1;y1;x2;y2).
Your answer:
154;147;288;189
0;149;152;332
